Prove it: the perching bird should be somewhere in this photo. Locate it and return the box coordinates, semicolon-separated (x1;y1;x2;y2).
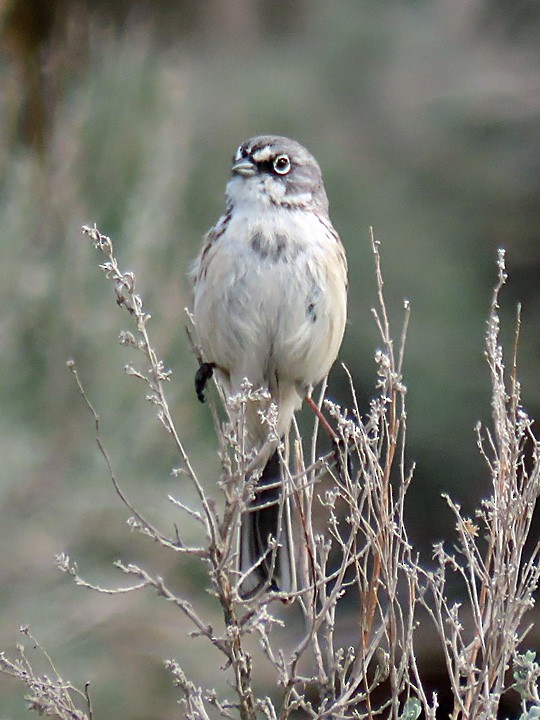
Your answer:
192;135;347;597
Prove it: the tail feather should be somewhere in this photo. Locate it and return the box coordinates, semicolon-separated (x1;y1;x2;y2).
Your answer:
239;450;293;598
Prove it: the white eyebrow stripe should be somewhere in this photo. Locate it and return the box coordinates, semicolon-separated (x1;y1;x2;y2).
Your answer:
251;146;275;163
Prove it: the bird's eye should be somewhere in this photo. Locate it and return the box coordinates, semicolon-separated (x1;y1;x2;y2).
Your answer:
273;154;291;175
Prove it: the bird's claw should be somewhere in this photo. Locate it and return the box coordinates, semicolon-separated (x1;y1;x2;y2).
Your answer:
195;362;215;403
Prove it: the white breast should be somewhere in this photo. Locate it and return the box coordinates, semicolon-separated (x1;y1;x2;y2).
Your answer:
193;205;347;435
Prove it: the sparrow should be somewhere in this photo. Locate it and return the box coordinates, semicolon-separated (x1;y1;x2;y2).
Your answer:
192;135;347;597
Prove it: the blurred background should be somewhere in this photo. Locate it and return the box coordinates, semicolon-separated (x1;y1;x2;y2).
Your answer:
0;0;539;717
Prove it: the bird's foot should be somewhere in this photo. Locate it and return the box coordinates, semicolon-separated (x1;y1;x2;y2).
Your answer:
195;362;215;403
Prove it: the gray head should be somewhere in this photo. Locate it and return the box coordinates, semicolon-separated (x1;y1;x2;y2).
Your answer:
226;135;329;214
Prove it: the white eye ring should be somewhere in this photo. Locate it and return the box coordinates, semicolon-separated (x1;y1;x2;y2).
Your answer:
273;154;291;175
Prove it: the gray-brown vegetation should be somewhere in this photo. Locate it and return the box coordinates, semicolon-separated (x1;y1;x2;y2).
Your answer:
0;3;539;718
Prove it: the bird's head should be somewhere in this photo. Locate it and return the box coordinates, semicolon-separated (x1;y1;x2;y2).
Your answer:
226;135;329;213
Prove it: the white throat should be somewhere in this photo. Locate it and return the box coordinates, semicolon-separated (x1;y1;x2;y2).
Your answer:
226;175;313;211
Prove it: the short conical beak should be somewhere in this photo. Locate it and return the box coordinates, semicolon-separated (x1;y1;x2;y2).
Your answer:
232;159;256;177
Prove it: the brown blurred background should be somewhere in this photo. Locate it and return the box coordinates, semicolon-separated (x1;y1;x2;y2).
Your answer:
0;1;539;717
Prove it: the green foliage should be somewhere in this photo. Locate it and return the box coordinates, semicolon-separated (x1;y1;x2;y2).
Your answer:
398;697;422;720
517;708;540;720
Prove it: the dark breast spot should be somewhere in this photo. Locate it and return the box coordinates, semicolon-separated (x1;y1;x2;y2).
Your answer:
250;232;268;259
250;232;293;263
307;302;317;323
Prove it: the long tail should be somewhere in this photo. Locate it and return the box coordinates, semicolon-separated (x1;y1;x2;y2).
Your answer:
239;449;293;598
